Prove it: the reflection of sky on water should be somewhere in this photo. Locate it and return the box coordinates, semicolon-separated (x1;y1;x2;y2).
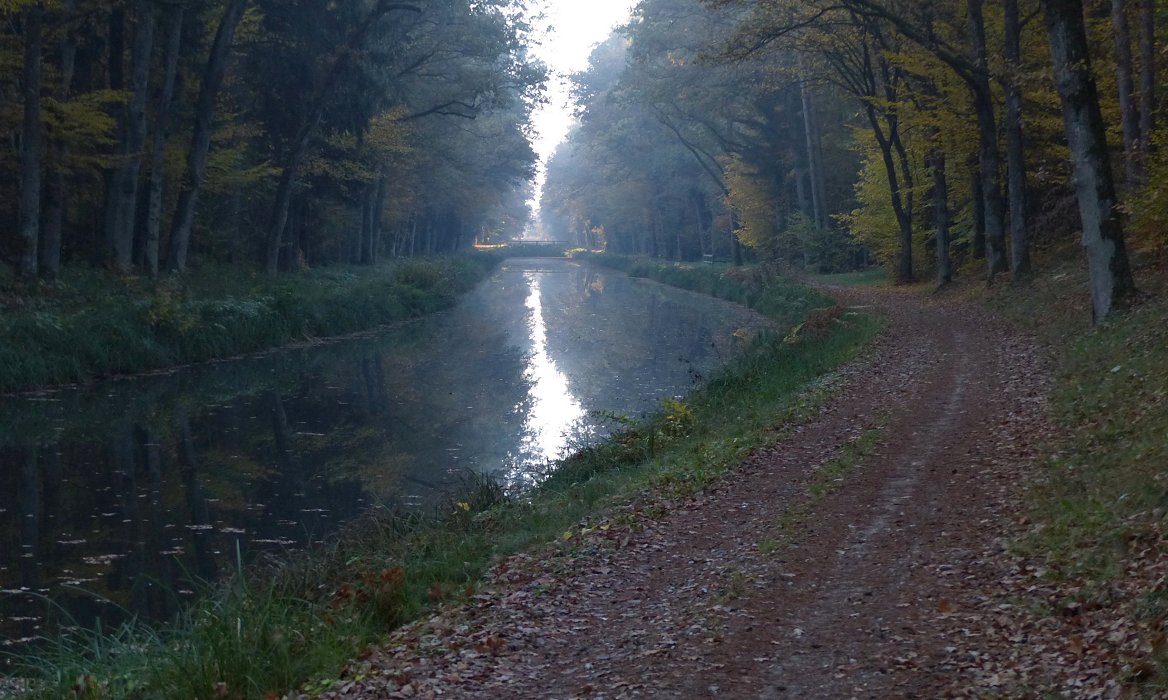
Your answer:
518;272;585;466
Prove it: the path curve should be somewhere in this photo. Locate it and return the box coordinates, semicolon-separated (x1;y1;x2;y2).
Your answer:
315;284;1050;699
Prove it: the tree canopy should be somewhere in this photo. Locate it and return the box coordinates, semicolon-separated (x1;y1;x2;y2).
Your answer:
1;0;546;276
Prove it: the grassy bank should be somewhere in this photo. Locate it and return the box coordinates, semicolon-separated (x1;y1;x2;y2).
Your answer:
3;260;880;699
570;252;827;329
980;259;1167;580
0;254;501;393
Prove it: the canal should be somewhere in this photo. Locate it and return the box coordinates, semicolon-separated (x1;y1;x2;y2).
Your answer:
0;259;771;642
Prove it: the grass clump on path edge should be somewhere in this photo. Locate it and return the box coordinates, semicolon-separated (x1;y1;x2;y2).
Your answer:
3;256;880;700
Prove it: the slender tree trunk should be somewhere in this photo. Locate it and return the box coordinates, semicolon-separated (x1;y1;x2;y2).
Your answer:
1113;0;1142;186
648;204;659;258
970;162;985;257
866;107;914;283
800;74;828;228
167;0;248;273
371;176;386;264
968;0;1009;277
98;7;126;266
358;188;371;264
18;5;44;280
794;167;810;218
1004;0;1031;277
145;6;183;278
227;189;242;264
41;0;76;279
1043;0;1137;321
1138;0;1155;177
929;149;953;286
264;130;313;273
109;0;155;273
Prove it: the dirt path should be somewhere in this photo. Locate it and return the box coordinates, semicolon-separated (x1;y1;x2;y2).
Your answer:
316;285;1051;699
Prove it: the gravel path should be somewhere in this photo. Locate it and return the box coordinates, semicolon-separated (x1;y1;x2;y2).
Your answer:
313;284;1053;699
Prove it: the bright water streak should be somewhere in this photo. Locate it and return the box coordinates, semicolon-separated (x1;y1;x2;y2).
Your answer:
519;272;585;466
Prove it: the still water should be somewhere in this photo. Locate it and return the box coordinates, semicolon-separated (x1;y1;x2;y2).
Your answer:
0;259;770;642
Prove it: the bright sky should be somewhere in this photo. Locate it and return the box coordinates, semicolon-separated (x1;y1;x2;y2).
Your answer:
526;0;637;222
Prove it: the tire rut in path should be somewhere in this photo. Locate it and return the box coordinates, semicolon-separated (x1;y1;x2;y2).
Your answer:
319;286;1050;700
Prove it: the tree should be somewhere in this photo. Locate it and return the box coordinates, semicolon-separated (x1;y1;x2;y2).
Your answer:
144;5;183;278
1112;0;1141;185
1042;0;1136;321
167;0;249;273
18;3;44;279
1004;0;1030;277
106;0;155;273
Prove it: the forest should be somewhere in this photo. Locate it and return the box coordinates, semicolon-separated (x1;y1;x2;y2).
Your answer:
541;0;1158;321
1;0;1160;323
4;0;1168;697
1;0;543;278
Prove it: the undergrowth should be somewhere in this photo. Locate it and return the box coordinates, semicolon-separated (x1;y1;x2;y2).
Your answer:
2;260;880;700
0;254;501;393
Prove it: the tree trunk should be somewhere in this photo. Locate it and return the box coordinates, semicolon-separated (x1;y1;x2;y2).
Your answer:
800;74;828;228
1004;0;1031;278
227;189;242;265
968;0;1009;277
929;149;953;286
264;129;313;274
41;0;76;279
1138;0;1155;177
865;106;914;284
1112;0;1142;185
18;5;44;280
649;204;660;258
371;176;386;264
98;6;126;266
109;0;155;273
970;163;985;257
167;0;249;273
1043;0;1138;321
358;188;371;264
145;6;183;278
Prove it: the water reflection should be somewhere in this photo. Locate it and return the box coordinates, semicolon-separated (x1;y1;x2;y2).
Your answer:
0;260;771;641
516;273;586;474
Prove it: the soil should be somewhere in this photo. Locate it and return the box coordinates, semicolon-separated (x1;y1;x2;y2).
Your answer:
310;284;1061;699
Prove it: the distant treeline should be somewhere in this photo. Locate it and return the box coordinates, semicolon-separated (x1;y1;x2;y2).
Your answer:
542;0;1160;320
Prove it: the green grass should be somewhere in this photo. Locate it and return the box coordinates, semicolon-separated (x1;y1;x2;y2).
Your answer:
983;256;1168;689
571;252;828;329
757;425;885;556
988;260;1168;580
0;254;501;393
3;259;881;700
811;268;889;287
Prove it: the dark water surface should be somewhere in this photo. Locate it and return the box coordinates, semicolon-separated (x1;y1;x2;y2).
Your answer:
0;259;770;642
